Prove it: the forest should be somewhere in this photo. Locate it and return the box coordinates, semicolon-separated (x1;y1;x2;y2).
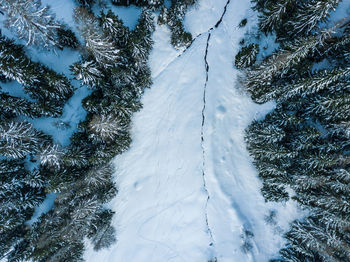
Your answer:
237;0;350;261
0;0;349;261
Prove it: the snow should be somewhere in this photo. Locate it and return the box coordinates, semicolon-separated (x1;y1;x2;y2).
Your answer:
323;0;350;27
27;85;90;146
84;0;302;261
0;81;33;100
25;193;57;226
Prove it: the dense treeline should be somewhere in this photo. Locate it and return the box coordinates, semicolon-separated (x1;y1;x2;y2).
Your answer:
0;5;75;257
237;0;350;261
2;7;154;262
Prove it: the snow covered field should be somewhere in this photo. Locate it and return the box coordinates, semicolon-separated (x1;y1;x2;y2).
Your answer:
84;0;302;261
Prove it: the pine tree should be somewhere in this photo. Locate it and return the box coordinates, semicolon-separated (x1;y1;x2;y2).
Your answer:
76;0;96;8
288;0;341;37
99;10;130;48
245;29;336;103
157;0;196;49
257;0;297;34
71;60;104;88
39;144;65;170
57;27;79;49
0;91;37;119
241;1;350;261
235;44;259;69
0;35;74;116
0;160;45;260
88;114;127;142
87;209;116;251
0;121;46;159
74;7;120;68
23;5;157;261
111;0;164;9
0;0;62;48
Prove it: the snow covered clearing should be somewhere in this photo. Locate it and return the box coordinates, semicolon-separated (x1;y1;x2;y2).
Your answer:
83;0;302;262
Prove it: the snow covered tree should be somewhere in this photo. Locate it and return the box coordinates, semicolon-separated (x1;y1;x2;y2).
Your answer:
39;144;65;170
99;9;130;48
235;44;259;69
245;28;336;103
76;0;96;7
88;114;127;142
111;0;164;9
242;1;350;261
87;209;116;251
0;121;46;159
57;27;79;49
25;5;156;262
74;7;120;68
0;91;37;119
0;0;62;48
0;35;74;116
161;0;195;49
71;60;104;88
0;160;45;260
287;0;341;37
257;0;297;34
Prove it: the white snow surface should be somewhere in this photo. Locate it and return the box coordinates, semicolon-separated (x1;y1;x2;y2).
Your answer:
84;0;302;262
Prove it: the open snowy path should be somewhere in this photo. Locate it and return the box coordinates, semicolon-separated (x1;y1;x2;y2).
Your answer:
84;1;300;261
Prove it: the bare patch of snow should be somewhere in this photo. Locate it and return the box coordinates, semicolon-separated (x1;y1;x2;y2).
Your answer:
83;0;303;261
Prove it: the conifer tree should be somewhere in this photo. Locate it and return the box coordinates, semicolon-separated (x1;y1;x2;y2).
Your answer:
0;121;46;159
74;7;120;68
0;0;62;48
0;160;45;260
111;0;163;9
22;6;157;262
0;35;74;116
288;0;341;36
0;91;37;119
88;114;127;142
57;27;79;49
257;0;297;34
99;10;130;48
157;0;196;49
240;1;350;261
235;44;259;69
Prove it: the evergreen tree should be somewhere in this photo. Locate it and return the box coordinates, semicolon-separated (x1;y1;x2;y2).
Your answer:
257;0;297;34
74;7;120;68
287;0;341;37
87;209;116;251
0;160;45;260
0;121;46;159
0;35;74;116
99;9;130;48
71;60;104;89
0;0;62;48
111;0;164;10
235;44;259;69
57;27;79;49
240;1;350;261
20;6;156;262
157;0;196;49
0;91;37;119
88;114;127;142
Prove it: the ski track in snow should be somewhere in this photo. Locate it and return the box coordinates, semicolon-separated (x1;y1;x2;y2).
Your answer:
84;0;302;261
